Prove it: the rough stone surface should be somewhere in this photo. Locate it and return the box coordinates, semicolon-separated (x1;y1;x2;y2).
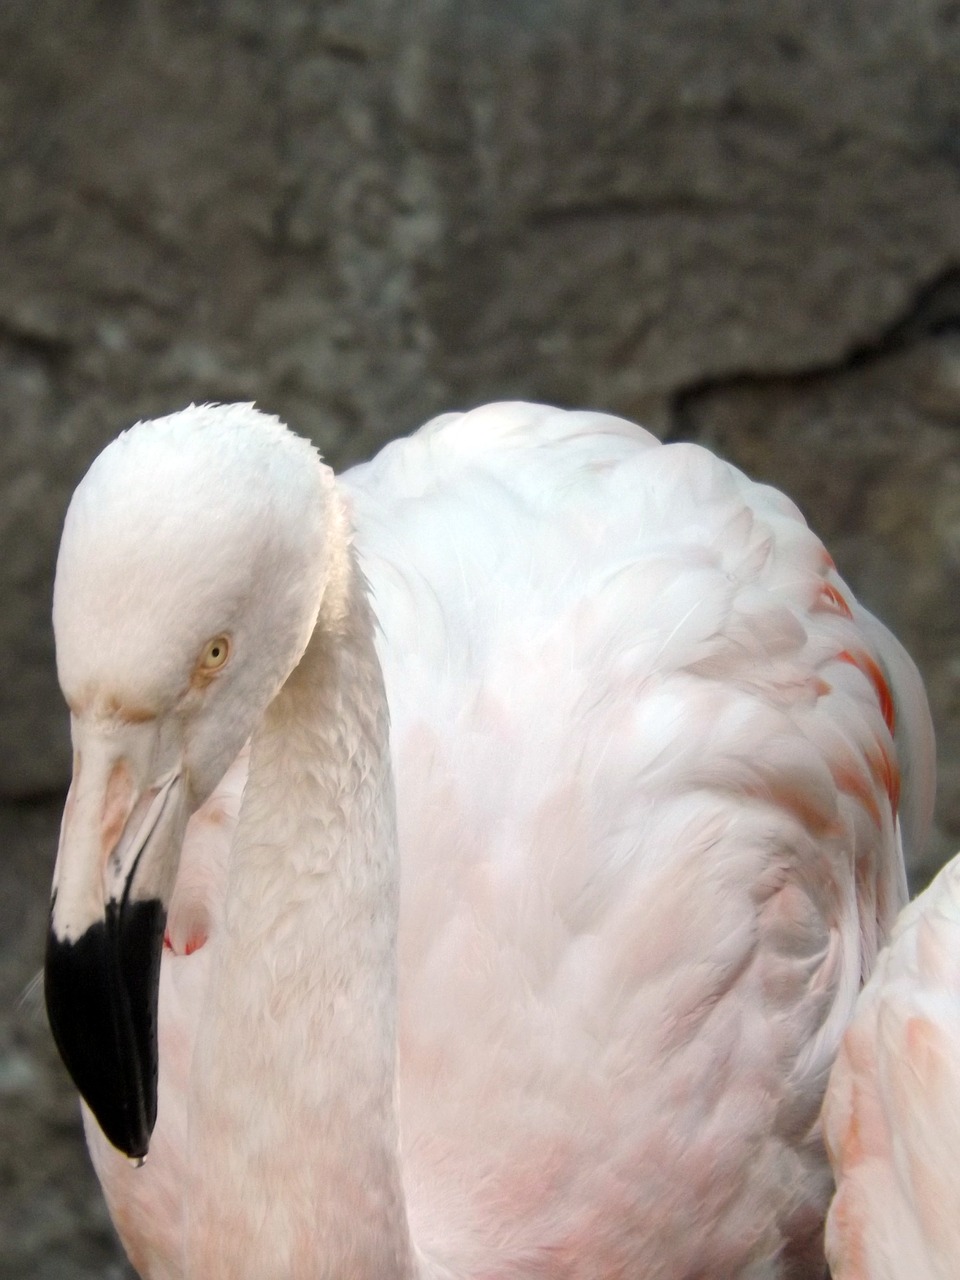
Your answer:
2;0;960;1274
3;0;960;799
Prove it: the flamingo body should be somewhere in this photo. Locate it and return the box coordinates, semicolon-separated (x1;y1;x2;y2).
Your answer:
49;402;933;1279
823;854;960;1280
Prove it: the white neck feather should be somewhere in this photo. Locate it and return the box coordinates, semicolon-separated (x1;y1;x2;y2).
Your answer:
184;521;418;1280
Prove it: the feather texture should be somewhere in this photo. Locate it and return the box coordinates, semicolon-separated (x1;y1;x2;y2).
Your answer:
65;401;933;1279
823;854;960;1280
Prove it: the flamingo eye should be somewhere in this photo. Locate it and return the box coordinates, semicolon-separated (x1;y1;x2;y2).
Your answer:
199;636;231;672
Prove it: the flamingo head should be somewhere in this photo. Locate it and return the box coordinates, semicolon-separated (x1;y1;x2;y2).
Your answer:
44;403;337;1159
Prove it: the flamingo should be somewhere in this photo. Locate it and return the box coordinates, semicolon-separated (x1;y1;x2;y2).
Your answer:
44;400;934;1280
823;854;960;1279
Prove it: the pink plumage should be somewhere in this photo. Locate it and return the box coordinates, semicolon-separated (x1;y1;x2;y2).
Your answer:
48;402;934;1279
823;854;960;1280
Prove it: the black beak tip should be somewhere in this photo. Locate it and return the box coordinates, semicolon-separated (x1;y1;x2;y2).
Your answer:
44;897;166;1160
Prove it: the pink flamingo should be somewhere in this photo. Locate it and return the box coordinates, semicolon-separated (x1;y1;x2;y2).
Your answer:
45;401;934;1279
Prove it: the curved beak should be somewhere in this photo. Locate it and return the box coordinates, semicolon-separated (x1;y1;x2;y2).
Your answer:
44;719;187;1160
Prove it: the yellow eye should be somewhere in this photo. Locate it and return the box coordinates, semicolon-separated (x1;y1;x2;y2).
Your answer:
199;635;231;672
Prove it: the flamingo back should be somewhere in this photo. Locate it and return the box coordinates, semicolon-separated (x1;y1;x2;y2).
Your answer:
341;402;933;1277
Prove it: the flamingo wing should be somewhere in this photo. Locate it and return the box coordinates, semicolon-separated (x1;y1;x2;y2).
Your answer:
343;402;934;1276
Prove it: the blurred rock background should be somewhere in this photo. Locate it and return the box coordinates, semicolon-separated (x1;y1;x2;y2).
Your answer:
1;1;958;1275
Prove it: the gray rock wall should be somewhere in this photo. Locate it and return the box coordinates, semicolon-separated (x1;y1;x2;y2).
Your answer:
3;0;960;830
3;2;960;1276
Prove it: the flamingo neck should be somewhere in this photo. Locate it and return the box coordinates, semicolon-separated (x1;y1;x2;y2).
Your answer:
185;543;418;1280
